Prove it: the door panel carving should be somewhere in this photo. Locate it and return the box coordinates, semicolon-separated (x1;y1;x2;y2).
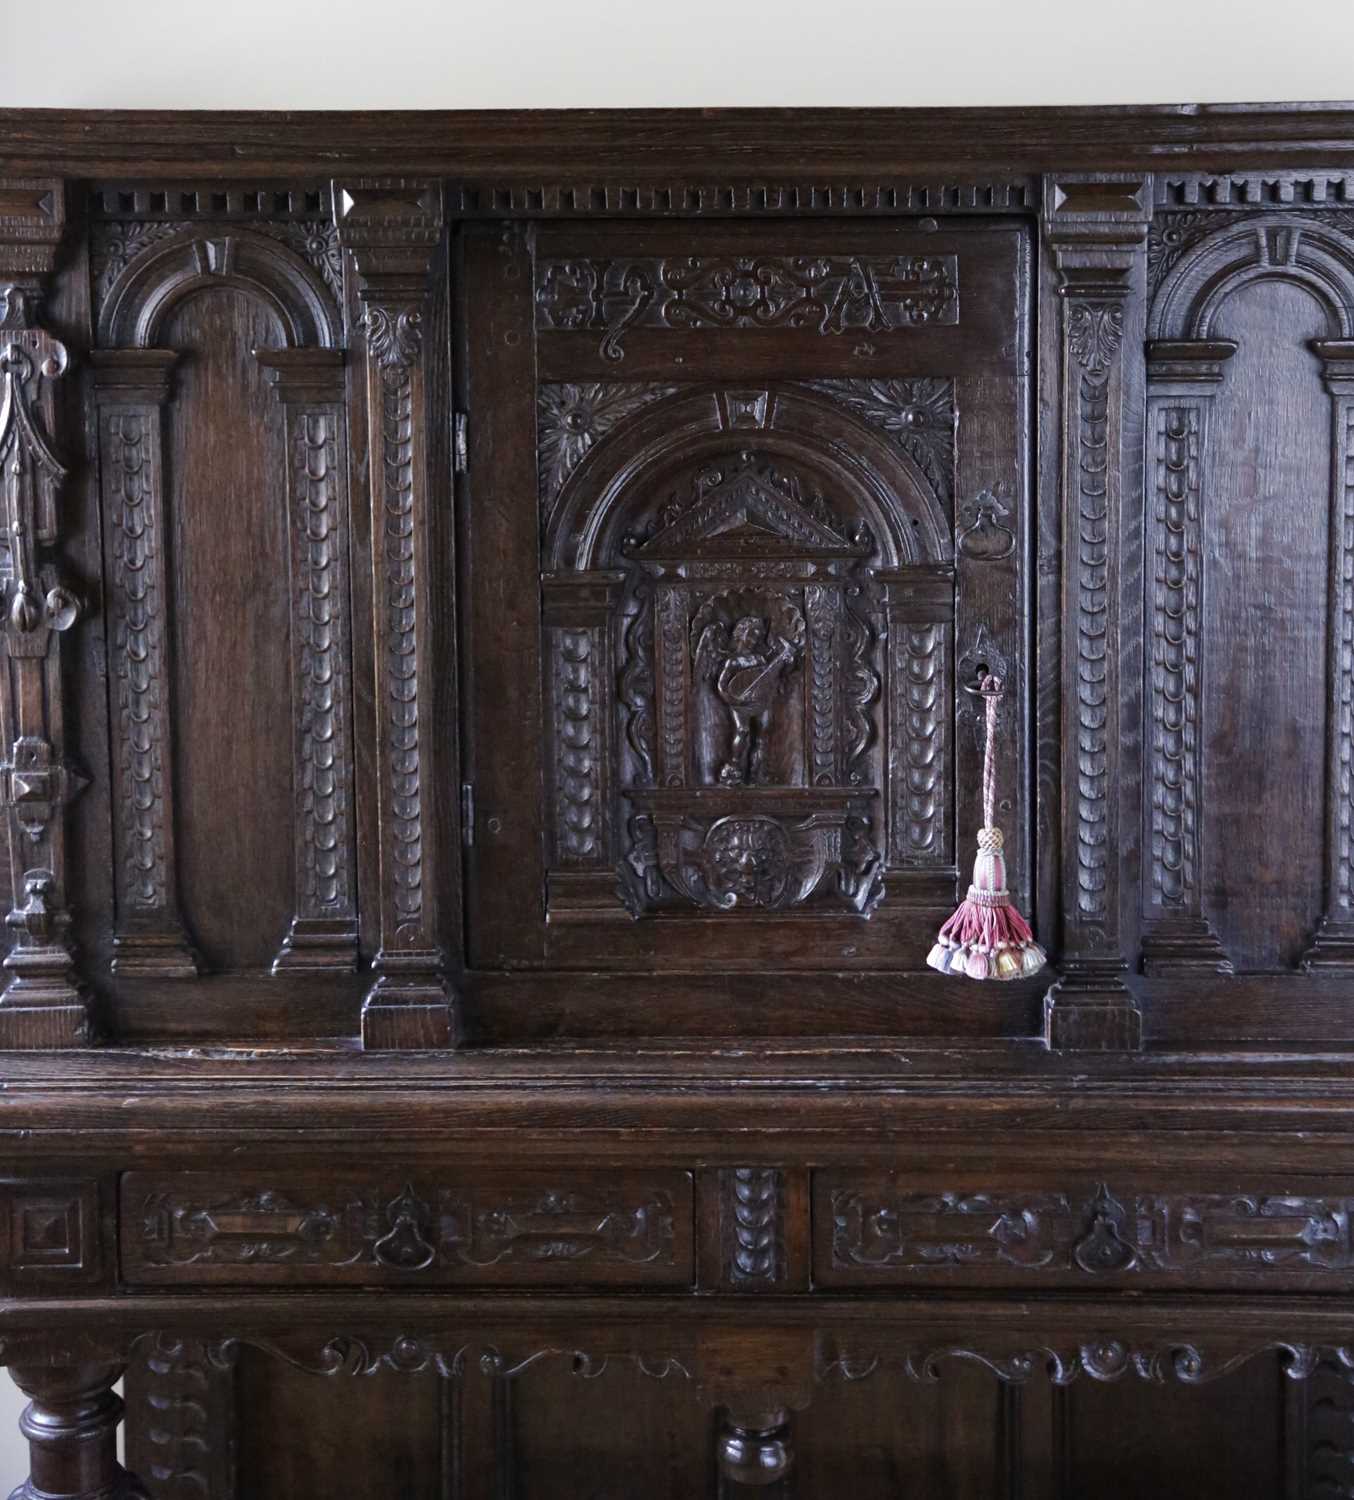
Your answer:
466;220;1029;984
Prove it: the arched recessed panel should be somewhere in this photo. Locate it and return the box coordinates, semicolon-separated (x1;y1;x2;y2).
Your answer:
1201;280;1330;969
99;229;339;350
163;288;295;970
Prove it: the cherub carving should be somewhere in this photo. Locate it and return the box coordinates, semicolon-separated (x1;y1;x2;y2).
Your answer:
694;613;800;784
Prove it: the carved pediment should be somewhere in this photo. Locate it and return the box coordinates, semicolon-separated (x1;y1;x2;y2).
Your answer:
631;450;866;561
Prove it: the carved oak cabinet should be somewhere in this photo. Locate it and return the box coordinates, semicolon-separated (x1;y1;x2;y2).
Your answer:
5;104;1354;1496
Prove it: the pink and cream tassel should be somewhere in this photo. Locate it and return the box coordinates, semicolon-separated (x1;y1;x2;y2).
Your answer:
927;674;1046;981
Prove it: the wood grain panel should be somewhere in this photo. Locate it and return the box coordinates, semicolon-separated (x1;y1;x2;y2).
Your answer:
162;289;294;972
1201;280;1330;971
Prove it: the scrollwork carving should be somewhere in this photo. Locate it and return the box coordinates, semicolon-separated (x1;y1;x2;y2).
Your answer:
537;254;958;360
827;1180;1354;1279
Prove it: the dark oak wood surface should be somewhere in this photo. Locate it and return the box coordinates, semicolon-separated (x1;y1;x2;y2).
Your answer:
2;102;1354;1495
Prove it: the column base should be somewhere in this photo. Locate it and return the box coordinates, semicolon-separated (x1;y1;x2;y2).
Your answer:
272;916;360;974
111;928;200;979
1141;915;1234;977
1043;961;1141;1051
0;944;92;1048
1302;917;1354;972
361;961;462;1050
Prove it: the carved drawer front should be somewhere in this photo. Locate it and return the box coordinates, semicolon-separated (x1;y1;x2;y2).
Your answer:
120;1171;693;1287
813;1173;1354;1289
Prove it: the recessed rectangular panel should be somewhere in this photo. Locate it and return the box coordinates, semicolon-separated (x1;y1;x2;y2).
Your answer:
121;1169;694;1288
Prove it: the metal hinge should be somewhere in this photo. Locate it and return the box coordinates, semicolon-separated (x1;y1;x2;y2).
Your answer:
460;782;475;847
453;411;468;475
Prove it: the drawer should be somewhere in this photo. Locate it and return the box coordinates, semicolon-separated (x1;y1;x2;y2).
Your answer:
813;1172;1354;1290
121;1170;693;1288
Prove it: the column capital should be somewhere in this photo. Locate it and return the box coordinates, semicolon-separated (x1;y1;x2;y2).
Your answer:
253;345;346;404
1147;338;1239;389
332;178;444;306
90;348;178;405
1043;172;1153;297
1312;338;1354;393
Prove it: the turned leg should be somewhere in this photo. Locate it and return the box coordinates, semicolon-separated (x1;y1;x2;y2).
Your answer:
6;1363;147;1500
717;1405;793;1489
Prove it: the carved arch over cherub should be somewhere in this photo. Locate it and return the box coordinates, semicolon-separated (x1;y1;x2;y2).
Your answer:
542;385;952;574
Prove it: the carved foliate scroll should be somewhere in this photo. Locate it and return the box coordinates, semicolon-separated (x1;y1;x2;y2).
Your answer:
541;383;954;933
536;254;958;361
1041;174;1152;1050
334;179;458;1047
0;180;92;1047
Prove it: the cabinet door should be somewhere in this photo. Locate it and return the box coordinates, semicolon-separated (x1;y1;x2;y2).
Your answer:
460;219;1031;973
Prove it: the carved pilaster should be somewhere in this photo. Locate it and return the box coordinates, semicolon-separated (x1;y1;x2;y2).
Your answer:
0;180;94;1047
1304;341;1354;970
883;566;953;868
334;179;459;1048
1041;175;1151;1050
1140;339;1237;976
254;348;360;973
124;1337;237;1500
91;350;201;980
7;1362;148;1500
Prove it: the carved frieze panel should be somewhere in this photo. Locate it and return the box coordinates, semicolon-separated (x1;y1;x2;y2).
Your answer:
536;254;958;360
122;1172;694;1286
818;1176;1354;1285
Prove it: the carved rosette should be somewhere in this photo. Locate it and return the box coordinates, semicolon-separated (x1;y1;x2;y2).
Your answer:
334;178;458;1047
254;350;360;973
1141;340;1237;975
1041;173;1152;1050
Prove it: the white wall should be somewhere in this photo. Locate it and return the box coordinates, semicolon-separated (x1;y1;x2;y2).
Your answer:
3;0;1353;1486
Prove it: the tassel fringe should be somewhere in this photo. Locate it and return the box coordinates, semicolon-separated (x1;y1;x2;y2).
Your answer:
928;826;1046;982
